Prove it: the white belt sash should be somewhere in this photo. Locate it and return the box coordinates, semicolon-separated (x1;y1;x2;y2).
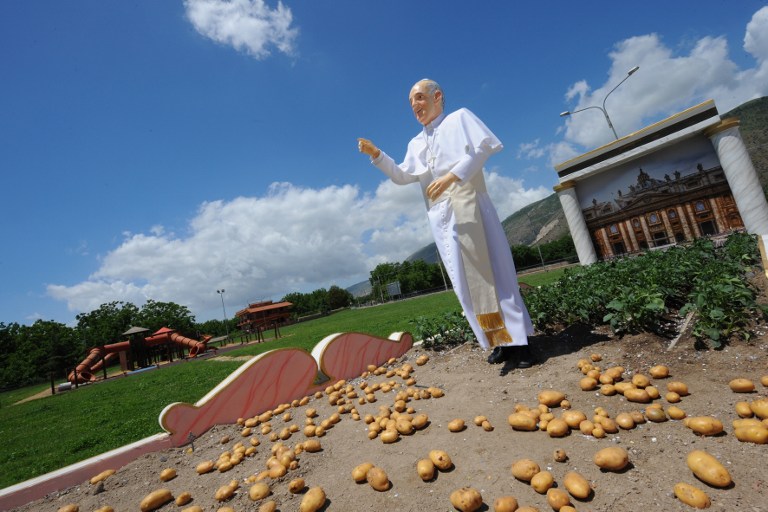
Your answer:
430;174;513;347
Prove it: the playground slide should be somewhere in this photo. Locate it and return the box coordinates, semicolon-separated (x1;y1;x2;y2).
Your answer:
68;328;209;384
143;327;208;357
68;341;130;383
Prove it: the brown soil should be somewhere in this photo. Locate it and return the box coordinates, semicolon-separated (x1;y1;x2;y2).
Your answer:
10;293;768;511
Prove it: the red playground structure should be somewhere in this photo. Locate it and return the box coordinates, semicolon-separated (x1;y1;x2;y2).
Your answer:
68;327;211;384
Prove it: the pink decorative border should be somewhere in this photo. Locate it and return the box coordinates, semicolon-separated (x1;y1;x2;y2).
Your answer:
0;331;413;510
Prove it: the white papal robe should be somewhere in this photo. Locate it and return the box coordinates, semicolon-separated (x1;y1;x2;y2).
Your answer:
371;108;534;349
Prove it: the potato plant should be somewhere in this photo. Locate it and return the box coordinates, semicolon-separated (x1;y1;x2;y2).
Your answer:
524;233;764;346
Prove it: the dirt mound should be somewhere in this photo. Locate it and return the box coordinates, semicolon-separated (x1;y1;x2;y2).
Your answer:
11;323;768;511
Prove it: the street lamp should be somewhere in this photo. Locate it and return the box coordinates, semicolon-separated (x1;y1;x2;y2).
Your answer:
560;66;639;140
216;289;229;340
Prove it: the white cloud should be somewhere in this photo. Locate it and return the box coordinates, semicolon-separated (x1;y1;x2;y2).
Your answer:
47;175;545;320
556;6;768;156
184;0;298;59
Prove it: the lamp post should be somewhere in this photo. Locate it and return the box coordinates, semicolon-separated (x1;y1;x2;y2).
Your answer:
216;289;229;340
560;66;639;140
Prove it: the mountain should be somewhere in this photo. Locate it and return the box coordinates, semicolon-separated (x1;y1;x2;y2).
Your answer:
348;96;768;292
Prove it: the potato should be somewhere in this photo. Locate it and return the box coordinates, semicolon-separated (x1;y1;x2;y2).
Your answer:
546;418;570;437
300;486;327;512
288;478;306;494
511;459;540;482
645;385;660;399
530;471;554;494
729;378;755;393
57;505;78;512
579;419;594;435
666;391;681;403
94;507;114;512
563;471;592;499
416;354;429;365
159;468;176;482
175;492;192;506
649;365;670;378
600;384;617;396
611;382;633;396
623;388;651;403
248;482;271;500
667;406;687;420
674;482;711;509
538;390;566;407
352;462;374;483
380;429;399;443
140;489;174;511
554;449;568;462
733;418;763;429
751;398;768;419
645;406;667;423
734;425;768;444
599;417;619;433
593;447;629;471
615;412;635;430
253;501;275;512
579;377;598;390
667;381;689;396
428;449;453;471
181;507;203;512
508;412;537;431
517;507;541;512
684;416;723;436
416;458;436;481
493;496;519;512
411;413;429;429
448;487;483;512
735;401;754;418
599;373;614;385
367;466;390;491
631;374;650;388
304;439;322;452
215;481;239;502
448;418;466;432
89;469;116;484
686;450;732;488
561;410;587;428
546;488;571;510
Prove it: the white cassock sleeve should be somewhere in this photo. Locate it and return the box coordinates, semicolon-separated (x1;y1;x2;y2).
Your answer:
442;108;503;182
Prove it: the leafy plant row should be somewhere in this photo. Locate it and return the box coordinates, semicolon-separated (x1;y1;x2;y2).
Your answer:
414;233;765;349
525;232;764;347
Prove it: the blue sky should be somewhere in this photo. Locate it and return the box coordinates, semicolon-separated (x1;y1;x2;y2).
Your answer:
1;1;767;326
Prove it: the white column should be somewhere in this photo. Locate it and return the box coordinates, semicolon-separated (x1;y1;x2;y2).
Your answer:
706;119;768;234
555;181;597;264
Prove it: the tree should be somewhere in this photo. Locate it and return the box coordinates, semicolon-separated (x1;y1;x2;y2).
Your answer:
135;300;196;336
328;285;353;310
75;301;139;347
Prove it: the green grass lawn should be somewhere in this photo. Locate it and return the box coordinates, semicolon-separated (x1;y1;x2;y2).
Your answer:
0;270;564;489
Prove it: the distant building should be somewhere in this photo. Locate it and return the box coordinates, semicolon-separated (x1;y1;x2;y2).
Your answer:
235;300;293;334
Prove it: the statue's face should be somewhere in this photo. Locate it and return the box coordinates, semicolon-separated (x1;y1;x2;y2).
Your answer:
409;81;443;126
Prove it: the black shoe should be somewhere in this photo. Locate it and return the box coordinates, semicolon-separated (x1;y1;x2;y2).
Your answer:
487;346;505;364
516;345;534;368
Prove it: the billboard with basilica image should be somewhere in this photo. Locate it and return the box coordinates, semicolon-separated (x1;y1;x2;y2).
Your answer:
574;134;743;258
